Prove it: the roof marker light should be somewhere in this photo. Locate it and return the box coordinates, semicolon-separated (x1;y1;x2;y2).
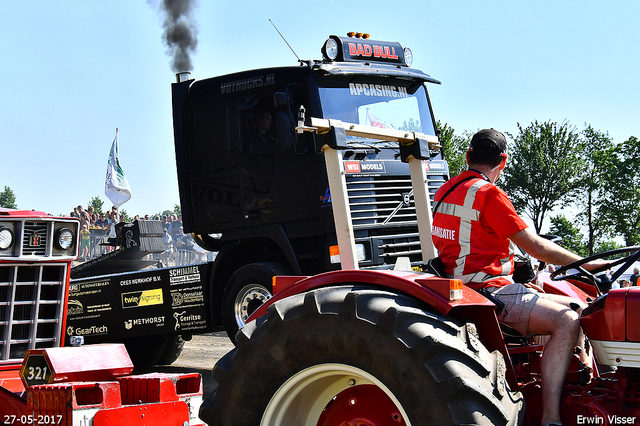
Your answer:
346;32;370;39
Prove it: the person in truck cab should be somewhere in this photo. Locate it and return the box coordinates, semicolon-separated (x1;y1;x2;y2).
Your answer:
431;128;606;426
246;108;276;152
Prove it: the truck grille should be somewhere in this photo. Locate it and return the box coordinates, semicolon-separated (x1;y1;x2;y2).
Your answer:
0;264;66;362
346;173;446;263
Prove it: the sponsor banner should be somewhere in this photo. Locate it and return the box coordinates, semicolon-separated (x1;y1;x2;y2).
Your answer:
423;160;449;174
344;160;387;175
65;263;213;345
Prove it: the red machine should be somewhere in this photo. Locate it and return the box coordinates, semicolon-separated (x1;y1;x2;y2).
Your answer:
0;209;203;425
199;106;640;425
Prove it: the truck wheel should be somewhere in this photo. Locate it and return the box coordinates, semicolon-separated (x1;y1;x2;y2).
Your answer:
157;334;185;365
222;262;292;344
204;286;524;426
123;334;168;367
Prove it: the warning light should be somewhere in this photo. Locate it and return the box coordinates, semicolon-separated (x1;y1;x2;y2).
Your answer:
449;279;463;301
329;244;366;264
329;245;341;264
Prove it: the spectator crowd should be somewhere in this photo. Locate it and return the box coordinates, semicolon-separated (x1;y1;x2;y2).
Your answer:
68;205;212;266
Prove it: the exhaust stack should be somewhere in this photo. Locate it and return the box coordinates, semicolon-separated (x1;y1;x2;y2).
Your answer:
176;72;192;83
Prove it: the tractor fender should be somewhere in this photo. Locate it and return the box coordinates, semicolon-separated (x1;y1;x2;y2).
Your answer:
247;268;519;390
249;269;495;322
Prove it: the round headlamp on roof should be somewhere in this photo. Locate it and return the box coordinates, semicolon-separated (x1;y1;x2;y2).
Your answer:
403;47;413;67
323;37;339;61
0;227;13;250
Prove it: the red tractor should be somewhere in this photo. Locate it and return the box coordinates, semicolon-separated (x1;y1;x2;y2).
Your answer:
0;209;204;425
200;118;640;425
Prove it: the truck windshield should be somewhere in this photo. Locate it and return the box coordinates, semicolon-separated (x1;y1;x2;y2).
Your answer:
318;78;436;146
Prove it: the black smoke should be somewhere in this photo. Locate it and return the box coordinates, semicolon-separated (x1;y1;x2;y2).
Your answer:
156;0;199;72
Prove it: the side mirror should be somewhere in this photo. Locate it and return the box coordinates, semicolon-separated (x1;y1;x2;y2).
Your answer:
273;92;289;108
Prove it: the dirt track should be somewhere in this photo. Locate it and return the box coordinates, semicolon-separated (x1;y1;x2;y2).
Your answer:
143;331;235;397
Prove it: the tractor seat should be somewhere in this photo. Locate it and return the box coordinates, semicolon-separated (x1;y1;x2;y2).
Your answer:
425;258;529;339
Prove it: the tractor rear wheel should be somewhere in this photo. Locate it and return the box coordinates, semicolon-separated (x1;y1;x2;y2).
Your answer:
203;285;525;426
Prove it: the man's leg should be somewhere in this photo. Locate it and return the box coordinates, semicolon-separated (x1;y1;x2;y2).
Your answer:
528;297;581;426
540;293;590;365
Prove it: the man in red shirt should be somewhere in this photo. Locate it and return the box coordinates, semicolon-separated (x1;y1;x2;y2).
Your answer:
432;129;603;426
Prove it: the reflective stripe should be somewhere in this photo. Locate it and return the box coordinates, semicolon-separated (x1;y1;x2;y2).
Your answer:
437;202;479;221
451;180;490;280
461;268;515;285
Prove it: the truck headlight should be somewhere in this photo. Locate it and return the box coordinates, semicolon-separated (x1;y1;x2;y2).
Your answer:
0;227;13;250
55;228;75;250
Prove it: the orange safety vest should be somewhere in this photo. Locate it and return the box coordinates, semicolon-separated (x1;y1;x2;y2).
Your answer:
432;170;527;290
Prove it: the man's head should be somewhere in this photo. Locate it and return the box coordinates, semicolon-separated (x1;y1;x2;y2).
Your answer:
467;128;508;168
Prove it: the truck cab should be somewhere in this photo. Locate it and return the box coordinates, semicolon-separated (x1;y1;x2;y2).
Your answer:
171;34;448;337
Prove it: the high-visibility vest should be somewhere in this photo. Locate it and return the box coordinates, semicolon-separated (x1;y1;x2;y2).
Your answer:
432;171;524;289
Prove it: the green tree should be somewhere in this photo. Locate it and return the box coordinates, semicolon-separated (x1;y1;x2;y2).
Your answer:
502;120;584;234
88;196;105;215
0;186;17;209
549;215;587;257
437;121;469;177
574;125;615;254
596;136;640;246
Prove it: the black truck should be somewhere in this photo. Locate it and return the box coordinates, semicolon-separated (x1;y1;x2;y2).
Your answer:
65;34;448;360
170;33;449;341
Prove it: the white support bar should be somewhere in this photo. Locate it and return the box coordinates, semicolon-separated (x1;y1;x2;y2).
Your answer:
323;147;359;270
408;158;436;261
302;117;441;149
298;115;442;269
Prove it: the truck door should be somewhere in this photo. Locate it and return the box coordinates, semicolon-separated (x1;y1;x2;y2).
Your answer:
237;88;320;228
186;100;244;231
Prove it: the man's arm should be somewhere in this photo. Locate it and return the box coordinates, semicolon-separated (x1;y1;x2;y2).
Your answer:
510;227;583;266
510;227;607;270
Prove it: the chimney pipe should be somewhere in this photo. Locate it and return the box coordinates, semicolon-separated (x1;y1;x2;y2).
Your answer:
176;72;192;83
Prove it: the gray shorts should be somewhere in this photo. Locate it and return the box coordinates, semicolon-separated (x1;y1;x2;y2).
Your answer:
488;283;539;336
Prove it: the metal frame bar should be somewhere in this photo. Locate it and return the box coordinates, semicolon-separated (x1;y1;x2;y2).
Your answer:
300;117;439;270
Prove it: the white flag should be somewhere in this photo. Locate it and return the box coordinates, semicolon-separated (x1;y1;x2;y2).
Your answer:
105;128;131;208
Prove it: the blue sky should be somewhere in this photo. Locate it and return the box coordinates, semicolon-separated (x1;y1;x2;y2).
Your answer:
2;1;639;228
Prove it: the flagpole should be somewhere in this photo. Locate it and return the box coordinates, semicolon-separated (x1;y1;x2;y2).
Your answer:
115;127;119;219
105;127;132;212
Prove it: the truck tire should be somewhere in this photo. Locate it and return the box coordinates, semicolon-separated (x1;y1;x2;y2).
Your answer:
203;285;524;426
124;334;168;367
222;262;292;344
157;334;185;365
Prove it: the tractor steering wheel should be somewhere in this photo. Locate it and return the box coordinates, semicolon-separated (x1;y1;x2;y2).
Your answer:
550;246;640;297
